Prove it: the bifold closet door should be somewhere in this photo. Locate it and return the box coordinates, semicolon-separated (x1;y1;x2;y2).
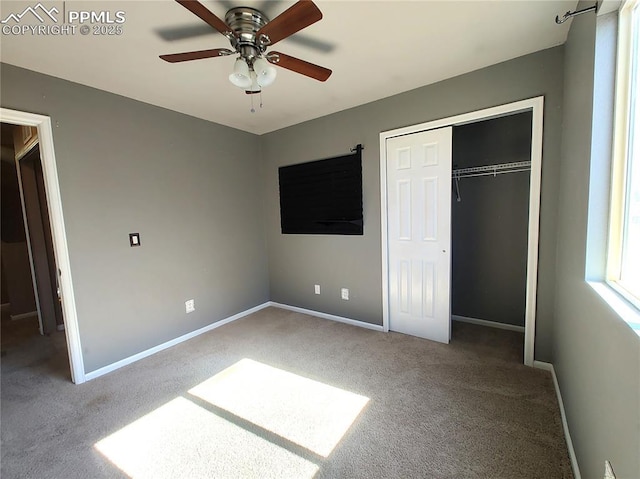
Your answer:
386;127;452;343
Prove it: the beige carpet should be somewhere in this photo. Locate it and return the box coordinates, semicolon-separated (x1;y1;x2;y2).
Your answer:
1;306;573;478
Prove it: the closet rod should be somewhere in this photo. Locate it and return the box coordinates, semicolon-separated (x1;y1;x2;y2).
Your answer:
452;160;531;178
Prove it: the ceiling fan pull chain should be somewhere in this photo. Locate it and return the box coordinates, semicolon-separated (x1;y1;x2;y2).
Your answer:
250;93;255;113
260;90;264;109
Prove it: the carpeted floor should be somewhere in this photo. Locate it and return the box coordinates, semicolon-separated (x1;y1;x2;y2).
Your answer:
1;306;573;478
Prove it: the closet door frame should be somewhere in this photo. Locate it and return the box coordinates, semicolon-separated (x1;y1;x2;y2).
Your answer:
379;96;543;366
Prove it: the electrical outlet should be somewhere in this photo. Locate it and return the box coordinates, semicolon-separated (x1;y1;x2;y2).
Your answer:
341;288;349;300
314;284;321;295
604;461;616;479
185;299;195;313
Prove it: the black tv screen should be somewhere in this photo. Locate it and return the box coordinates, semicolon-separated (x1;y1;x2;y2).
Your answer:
278;148;363;235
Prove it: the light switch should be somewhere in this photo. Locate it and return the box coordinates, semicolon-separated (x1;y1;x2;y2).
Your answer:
129;233;141;247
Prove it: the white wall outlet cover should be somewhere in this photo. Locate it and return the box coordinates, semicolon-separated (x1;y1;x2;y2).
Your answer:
185;299;195;313
341;288;349;300
314;284;321;294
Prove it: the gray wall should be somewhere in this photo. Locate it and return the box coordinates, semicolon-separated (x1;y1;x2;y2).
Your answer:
1;64;269;373
451;114;532;327
3;24;638;476
553;8;640;479
262;46;564;360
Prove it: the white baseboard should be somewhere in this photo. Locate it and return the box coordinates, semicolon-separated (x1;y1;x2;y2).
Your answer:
84;302;271;381
533;361;581;479
84;301;383;381
452;314;525;333
269;302;384;332
10;310;38;321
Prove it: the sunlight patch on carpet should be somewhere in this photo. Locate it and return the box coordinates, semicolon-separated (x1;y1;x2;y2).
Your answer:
188;358;370;457
94;397;319;479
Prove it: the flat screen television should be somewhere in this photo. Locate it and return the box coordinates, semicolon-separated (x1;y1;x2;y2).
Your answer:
278;147;363;235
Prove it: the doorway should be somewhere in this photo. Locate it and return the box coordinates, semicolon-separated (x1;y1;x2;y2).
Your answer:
0;108;85;383
380;97;543;366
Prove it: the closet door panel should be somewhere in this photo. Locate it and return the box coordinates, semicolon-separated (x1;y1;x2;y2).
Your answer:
422;177;438;241
386;127;452;343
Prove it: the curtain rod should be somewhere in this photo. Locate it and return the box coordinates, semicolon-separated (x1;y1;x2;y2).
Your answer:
555;3;598;24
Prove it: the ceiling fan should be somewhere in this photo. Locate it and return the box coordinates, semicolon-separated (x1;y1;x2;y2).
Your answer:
159;0;332;95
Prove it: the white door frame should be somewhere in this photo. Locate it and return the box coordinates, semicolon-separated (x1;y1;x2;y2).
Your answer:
380;96;544;366
1;108;85;383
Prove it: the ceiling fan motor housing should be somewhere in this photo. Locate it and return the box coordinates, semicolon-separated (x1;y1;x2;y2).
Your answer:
225;7;270;62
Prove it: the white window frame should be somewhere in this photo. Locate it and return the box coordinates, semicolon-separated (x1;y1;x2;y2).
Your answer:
607;0;640;310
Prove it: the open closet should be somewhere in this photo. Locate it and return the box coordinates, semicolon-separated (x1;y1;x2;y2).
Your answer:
382;97;542;365
451;111;532;336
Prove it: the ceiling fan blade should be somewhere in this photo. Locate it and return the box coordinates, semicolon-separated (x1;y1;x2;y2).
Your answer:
160;48;233;63
175;0;234;38
256;1;322;46
267;52;331;81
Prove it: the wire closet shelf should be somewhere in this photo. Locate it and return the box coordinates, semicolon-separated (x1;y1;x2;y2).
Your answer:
452;160;531;179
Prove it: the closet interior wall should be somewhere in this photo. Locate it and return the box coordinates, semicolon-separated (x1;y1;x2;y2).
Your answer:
451;112;533;328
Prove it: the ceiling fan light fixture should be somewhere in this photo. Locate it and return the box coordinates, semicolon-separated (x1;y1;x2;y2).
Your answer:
229;58;252;88
253;57;277;87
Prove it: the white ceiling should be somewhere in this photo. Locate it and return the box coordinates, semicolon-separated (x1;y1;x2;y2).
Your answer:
0;0;576;135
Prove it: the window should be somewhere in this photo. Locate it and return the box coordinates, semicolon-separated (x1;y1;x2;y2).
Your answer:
608;0;640;308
